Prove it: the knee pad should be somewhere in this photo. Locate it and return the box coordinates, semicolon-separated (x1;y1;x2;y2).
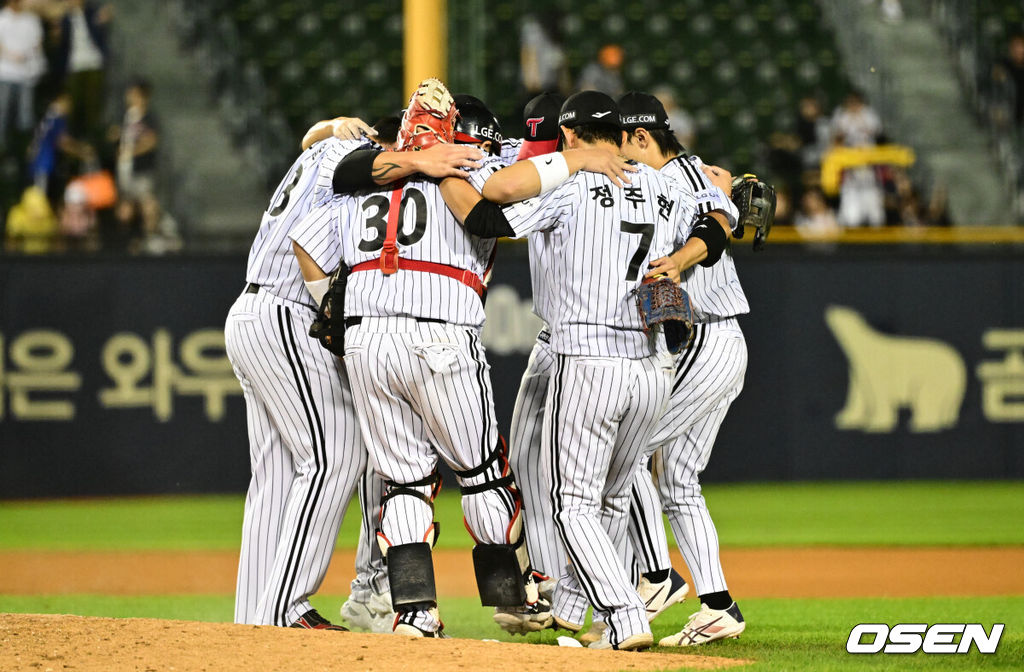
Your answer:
383;542;437;611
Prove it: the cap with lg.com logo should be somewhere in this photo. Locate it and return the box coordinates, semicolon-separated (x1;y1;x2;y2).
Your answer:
847;623;1005;654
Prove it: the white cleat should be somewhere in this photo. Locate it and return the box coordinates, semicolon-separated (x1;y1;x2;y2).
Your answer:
638;568;689;622
658;602;746;647
340;592;396;633
578;621;606;645
587;629;654;651
493;597;554;635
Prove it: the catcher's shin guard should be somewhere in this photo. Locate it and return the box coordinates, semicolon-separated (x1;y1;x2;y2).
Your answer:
454;438;534;607
377;473;442;611
384;542;437;610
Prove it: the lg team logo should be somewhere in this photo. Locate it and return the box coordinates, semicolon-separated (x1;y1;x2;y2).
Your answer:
847;623;1004;654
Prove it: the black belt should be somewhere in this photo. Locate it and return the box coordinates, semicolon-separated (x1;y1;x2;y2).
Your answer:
345;316;446;328
244;283;260;294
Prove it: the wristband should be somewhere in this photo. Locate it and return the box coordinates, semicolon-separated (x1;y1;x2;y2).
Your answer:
304;277;331;306
528;153;570;195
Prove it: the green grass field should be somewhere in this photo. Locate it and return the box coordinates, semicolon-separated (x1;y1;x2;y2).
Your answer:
2;481;1023;670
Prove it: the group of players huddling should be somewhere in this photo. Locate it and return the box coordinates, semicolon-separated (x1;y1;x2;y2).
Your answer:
226;77;772;651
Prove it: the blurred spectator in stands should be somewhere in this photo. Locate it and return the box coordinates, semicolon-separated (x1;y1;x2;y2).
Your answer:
831;90;885;227
794;187;840;238
58;179;98;252
922;183;952;227
134;196;181;255
101;197;139;252
108;78;158;202
773;187;794;227
652;86;696;149
577;44;624;97
796;95;831;170
5;184;57;253
27;91;91;201
520;12;569;98
54;0;111;142
993;34;1024;127
0;0;47;149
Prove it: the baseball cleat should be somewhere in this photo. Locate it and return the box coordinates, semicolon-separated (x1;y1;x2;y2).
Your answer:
588;629;654;651
658;602;745;647
289;609;348;631
552;614;584;633
639;568;689;622
578;621;606;645
393;607;449;638
340;592;396;633
493;595;554;635
537;575;557;603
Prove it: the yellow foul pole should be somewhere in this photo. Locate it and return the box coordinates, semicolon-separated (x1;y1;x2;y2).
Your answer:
404;0;447;95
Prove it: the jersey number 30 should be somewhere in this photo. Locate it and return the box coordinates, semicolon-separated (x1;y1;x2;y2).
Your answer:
359;187;428;252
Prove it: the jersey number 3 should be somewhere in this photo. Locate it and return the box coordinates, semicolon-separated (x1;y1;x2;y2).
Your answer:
620;221;654;281
359;187;428;252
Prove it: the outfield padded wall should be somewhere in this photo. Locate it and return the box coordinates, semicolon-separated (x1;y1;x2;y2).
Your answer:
0;248;1022;498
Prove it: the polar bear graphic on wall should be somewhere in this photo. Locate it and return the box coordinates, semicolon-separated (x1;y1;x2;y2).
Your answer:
825;305;966;433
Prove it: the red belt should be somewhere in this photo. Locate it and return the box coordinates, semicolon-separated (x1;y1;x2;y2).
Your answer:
350;258;485;297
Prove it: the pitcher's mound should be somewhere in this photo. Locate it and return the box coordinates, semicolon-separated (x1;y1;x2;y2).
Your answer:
0;613;749;671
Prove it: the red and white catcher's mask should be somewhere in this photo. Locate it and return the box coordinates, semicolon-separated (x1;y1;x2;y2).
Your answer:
396;78;458;151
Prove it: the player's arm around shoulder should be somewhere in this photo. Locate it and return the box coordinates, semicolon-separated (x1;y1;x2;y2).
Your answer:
332;143;485;194
480;148;636;203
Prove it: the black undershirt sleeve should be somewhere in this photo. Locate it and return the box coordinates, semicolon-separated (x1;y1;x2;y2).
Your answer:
464;199;515;238
332;149;381;194
689;213;729;267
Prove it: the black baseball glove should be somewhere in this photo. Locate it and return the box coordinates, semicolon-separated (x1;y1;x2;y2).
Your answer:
308;266;349;357
731;174;776;251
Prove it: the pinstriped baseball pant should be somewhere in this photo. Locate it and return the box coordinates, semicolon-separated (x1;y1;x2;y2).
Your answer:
225;290;367;626
343;318;520;627
508;330;564;580
648;318;747;596
512;333;671;585
544;352;673;646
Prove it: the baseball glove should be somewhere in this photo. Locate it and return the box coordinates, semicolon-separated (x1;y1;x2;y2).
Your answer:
731;174;776;251
308;266;349;357
634;276;694;355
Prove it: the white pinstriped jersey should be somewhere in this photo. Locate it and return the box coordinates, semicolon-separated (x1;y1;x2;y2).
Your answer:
660;155;750;321
290;157;508;327
244;137;366;305
500;137;523;165
501;163;696;358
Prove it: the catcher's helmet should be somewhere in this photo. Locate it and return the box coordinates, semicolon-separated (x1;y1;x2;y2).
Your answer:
453;94;503;155
396;78;457;151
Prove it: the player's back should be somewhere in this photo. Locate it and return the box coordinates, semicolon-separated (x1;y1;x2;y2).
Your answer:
337;165;499;327
660;155;750;321
522;163;696;358
245;138;363;304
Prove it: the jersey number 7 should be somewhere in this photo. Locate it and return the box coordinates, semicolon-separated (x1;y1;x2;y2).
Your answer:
620;221;654;281
358;187;429;252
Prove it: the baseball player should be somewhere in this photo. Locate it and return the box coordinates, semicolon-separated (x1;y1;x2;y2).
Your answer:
226;114;476;630
496;91;736;642
617;91;749;646
457;91;698;650
289;79;552;638
225;132;366;631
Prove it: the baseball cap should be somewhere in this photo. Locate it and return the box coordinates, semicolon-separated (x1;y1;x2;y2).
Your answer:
522;92;565;141
617;91;671;131
558;91;621;130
